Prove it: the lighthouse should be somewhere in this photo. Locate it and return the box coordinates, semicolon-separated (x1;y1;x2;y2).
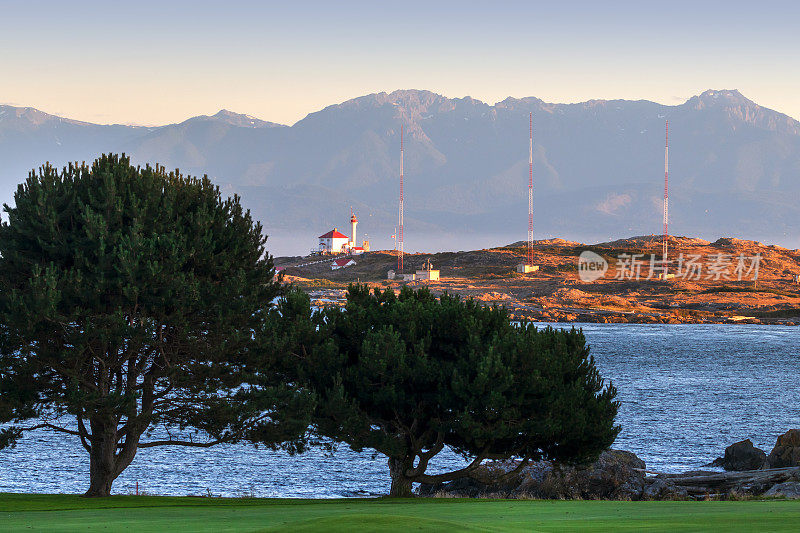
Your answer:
315;209;368;256
350;210;358;248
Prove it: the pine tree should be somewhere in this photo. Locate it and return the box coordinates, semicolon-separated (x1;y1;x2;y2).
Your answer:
0;154;312;496
277;285;620;497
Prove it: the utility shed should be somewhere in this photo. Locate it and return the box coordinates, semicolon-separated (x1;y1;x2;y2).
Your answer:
416;269;439;281
416;259;440;281
388;270;416;281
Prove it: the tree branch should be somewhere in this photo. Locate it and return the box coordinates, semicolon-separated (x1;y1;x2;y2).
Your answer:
77;413;92;452
21;423;86;438
406;432;444;478
411;447;489;484
136;438;225;448
472;457;532;484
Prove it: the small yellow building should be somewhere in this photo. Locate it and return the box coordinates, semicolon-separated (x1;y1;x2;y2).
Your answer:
516;264;539;274
416;259;440;281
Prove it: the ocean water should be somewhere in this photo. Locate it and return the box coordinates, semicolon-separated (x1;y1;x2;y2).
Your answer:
0;323;798;497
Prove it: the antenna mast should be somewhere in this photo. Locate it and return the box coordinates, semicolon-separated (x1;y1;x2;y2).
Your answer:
663;120;669;272
528;112;534;266
398;125;404;271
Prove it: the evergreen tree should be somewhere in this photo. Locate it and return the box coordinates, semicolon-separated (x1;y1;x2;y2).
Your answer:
276;285;619;497
0;154;312;496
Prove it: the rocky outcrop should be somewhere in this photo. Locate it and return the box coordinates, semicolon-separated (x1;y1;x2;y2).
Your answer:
767;430;800;468
567;450;647;500
419;449;647;500
642;479;689;500
708;439;767;471
763;481;800;499
419;444;800;500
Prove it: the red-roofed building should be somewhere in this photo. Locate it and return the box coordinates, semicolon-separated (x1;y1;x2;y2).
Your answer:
318;229;349;240
318;227;350;254
331;257;356;270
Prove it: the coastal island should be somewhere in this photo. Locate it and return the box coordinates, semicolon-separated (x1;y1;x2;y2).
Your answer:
277;235;800;325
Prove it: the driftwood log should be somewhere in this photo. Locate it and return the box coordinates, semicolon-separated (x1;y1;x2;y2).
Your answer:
650;466;800;499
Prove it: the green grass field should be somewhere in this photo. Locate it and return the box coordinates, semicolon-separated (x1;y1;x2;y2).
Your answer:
2;494;800;532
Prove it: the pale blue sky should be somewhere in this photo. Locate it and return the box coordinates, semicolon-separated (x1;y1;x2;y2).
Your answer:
2;0;798;125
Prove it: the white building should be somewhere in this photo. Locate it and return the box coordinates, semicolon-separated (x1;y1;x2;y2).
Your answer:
318;228;350;254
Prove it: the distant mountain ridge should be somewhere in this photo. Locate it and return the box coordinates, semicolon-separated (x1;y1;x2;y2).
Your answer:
182;109;287;129
1;90;799;254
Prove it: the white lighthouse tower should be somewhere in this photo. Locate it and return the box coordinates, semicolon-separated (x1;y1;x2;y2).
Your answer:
350;210;358;248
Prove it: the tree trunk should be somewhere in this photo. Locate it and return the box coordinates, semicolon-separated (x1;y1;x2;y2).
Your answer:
83;418;121;497
84;463;116;497
388;456;415;497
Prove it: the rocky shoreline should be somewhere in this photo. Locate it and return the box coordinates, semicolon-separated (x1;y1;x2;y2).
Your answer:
505;307;798;326
304;289;798;326
419;430;800;500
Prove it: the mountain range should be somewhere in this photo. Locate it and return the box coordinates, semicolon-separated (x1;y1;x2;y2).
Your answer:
1;89;799;255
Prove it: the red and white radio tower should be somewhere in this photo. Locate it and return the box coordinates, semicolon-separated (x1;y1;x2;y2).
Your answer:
398;125;404;271
528;112;534;267
663;121;669;273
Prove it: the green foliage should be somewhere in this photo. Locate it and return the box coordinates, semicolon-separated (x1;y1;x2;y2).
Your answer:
0;154;311;495
277;284;619;495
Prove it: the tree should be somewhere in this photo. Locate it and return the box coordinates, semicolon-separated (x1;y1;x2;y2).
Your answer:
0;154;311;496
279;285;619;497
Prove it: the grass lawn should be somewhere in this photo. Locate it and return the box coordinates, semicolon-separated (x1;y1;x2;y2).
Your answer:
2;493;800;532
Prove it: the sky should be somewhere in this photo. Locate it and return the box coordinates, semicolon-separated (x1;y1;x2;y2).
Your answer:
1;0;799;126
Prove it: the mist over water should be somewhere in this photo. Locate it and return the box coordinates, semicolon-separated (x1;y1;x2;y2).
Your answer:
1;323;797;497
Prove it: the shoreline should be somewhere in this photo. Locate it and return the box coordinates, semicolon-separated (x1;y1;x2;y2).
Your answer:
301;287;799;326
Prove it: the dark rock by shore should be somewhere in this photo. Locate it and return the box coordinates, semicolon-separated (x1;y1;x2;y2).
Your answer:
767;429;800;468
707;439;767;471
763;481;800;499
